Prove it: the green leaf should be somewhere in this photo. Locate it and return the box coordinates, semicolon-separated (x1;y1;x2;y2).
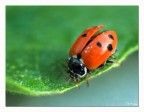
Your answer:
6;6;138;96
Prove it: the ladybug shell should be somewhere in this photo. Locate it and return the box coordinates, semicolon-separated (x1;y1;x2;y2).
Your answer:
69;25;117;69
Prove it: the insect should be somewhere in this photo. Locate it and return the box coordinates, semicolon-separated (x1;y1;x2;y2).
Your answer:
67;25;118;86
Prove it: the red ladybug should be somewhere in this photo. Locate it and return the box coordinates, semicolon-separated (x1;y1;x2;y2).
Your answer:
67;25;118;85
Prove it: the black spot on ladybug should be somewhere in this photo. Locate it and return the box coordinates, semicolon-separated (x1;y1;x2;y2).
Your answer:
107;44;113;51
96;42;102;48
77;53;81;59
82;33;87;37
108;34;114;40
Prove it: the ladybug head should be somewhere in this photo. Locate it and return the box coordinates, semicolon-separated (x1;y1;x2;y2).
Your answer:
67;56;87;80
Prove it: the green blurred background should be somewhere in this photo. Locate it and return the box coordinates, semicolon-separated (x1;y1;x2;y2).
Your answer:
6;6;138;106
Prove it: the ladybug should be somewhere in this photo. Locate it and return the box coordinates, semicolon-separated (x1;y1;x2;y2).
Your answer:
67;25;118;86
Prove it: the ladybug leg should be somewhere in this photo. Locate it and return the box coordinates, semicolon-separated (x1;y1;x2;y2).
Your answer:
87;68;91;74
97;61;106;68
106;53;116;63
98;63;104;68
106;58;115;65
75;78;80;89
106;59;115;64
112;48;118;55
107;55;120;66
86;75;90;87
86;68;91;86
73;76;80;89
110;54;115;59
106;48;117;64
77;79;80;89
